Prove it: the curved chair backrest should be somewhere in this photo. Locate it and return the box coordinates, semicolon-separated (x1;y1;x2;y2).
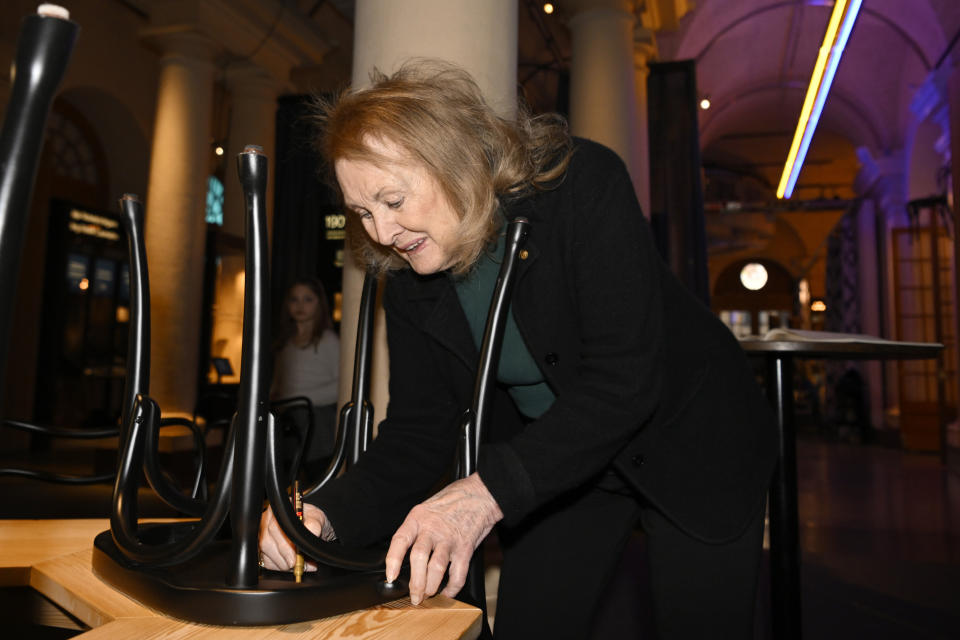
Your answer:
0;194;204;495
0;7;82;480
303;272;378;497
0;8;78;416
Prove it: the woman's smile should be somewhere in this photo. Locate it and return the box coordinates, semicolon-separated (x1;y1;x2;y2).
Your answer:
335;138;461;275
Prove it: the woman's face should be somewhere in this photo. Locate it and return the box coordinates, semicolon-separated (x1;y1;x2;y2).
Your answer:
335;138;461;275
287;284;319;324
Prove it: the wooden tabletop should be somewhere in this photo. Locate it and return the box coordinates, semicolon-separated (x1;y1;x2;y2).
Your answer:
0;519;481;639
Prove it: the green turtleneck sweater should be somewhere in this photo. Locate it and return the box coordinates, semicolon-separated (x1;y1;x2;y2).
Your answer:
452;232;556;419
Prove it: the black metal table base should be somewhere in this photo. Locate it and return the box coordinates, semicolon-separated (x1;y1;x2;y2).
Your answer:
91;524;406;626
741;336;943;640
766;355;801;640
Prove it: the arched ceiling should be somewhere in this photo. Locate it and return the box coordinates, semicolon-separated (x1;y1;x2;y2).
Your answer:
121;0;960;206
511;0;960;205
658;0;960;202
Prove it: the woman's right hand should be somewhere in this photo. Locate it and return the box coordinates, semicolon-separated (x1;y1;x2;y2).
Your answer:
258;502;336;572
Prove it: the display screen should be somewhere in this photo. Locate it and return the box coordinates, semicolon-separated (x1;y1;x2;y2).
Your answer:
65;253;89;291
93;259;115;297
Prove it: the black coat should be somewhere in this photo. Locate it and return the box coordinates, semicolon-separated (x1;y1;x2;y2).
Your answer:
312;139;777;546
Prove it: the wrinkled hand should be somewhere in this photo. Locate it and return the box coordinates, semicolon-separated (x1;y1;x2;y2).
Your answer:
259;502;336;572
386;473;503;605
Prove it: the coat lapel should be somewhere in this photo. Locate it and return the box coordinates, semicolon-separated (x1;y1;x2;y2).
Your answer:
401;272;478;372
394;191;546;373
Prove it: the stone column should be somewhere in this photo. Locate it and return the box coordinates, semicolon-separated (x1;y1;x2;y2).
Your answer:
567;0;642;191
222;64;280;239
856;148;909;430
141;31;216;416
855;198;883;430
948;62;960;442
340;0;518;418
210;65;280;384
951;63;960;216
632;26;655;216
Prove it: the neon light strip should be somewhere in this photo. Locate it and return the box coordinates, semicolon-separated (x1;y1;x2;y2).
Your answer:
776;0;862;199
779;0;848;196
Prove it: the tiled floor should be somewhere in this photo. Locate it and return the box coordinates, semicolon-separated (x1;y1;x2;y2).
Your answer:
788;437;960;639
2;435;959;638
584;436;960;638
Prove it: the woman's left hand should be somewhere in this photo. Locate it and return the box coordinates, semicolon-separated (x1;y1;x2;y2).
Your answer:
385;473;503;605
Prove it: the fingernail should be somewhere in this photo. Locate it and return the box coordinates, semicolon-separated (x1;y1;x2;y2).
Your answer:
411;594;421;606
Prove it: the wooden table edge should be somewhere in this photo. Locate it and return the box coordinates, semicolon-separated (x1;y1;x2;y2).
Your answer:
1;519;482;639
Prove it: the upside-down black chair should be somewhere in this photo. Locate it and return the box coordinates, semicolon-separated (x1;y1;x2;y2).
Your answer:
90;147;399;625
90;139;529;626
0;6;209;509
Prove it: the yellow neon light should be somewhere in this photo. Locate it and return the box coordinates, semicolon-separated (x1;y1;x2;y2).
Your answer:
776;0;848;199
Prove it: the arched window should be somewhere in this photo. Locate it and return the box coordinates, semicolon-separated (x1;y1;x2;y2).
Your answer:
46;108;100;186
44;101;109;208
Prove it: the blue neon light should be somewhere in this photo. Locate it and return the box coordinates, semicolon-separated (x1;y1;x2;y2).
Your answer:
783;0;862;198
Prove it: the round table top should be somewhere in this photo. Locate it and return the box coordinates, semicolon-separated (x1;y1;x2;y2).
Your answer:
738;337;943;359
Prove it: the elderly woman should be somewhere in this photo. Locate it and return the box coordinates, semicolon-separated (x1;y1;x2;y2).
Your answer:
260;61;776;639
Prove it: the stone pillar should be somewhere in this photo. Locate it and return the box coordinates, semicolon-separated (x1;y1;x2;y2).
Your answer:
211;65;280;384
855;198;883;430
352;0;517;114
632;26;655;216
222;64;280;239
141;32;216;416
567;0;642;190
951;63;960;215
856;148;908;430
948;62;960;442
340;0;519;418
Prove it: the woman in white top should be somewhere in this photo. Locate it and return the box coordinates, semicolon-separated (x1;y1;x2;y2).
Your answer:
271;278;340;480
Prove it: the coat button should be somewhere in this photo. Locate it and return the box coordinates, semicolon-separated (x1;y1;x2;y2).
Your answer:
544;352;559;366
632;454;645;466
519;249;529;260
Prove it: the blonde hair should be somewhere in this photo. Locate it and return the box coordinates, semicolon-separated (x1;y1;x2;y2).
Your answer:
313;59;572;275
